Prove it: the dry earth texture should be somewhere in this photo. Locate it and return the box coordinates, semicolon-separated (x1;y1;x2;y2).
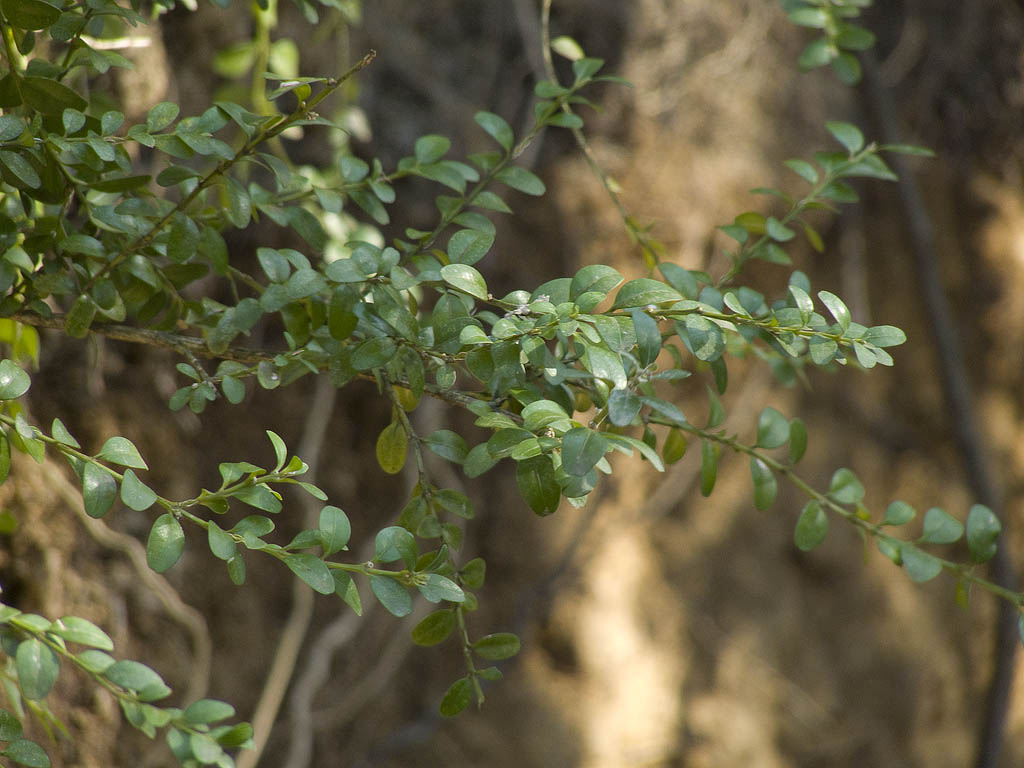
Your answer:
3;1;1024;766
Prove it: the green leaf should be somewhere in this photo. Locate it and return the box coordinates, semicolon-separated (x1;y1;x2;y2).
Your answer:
0;149;39;189
411;609;456;646
0;0;60;29
369;575;412;617
146;102;180;133
756;407;789;449
794;500;828;551
447;228;494;266
19;76;86;115
883;500;916;526
787;7;827;27
864;325;906;347
1;738;50;768
464;443;499;479
899;542;943;583
414;134;450;164
919;507;963;545
784;158;819;184
612;278;682;309
472;632;520;660
423;430;469;465
828;468;864;505
682;315;725;362
0;115;24;142
472;190;513;214
43;617;110;652
831;53;862;85
227;555;246;585
97;436;148;470
284;553;335;595
663;428;687;464
631;310;661;367
374;525;417;567
376;419;407;475
207;521;237;561
495;166;545;196
550;35;585;60
418;574;465;604
76;650;115;674
750;458;777;509
103;660;169;699
351;337;397;371
184;699;235;726
460;558;486;589
788;418;808;463
700;440;719;497
966;505;1000;564
15;639;59;700
146;513;185;573
120;469;157;511
818;290;851;331
318;505;351;556
607;387;642;427
64;294;97;339
439;677;473;717
440;263;488;300
581;342;627;389
825;121;865;154
82;463;117;519
765;217;795;242
0;360;30;400
560;427;608;477
515;455;560;516
474;111;514;152
234;485;282;514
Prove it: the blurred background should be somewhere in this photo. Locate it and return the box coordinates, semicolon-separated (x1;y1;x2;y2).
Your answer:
3;1;1024;766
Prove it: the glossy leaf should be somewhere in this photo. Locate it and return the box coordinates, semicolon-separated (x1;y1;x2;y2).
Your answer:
1;738;50;768
120;469;157;511
899;542;943;583
369;576;412;617
920;507;963;545
0;360;30;400
794;501;828;551
50;616;113;651
146;513;185;573
440;263;488;300
700;440;719;497
207;521;237;561
515;455;559;516
318;505;351;556
439;677;473;717
411;609;456;646
82;463;117;519
376;419;408;475
98;436;148;470
472;632;521;660
756;407;790;449
560;427;608;477
474;111;514;151
15;639;59;700
966;505;1000;564
284;553;335;595
750;458;777;509
883;500;916;526
828;468;864;505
